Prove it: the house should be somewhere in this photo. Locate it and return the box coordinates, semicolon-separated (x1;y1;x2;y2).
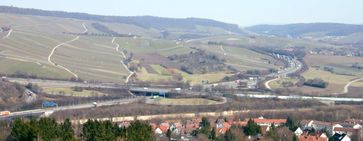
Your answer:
217;122;232;134
185;118;201;135
252;116;287;127
300;120;338;135
331;133;351;141
298;133;328;141
332;122;363;139
353;124;362;129
215;119;225;129
295;127;304;136
159;122;170;133
333;127;363;139
170;122;183;135
155;128;163;134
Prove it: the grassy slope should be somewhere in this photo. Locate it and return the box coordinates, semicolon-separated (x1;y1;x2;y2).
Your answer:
43;87;107;97
0;14;132;82
300;55;363;93
269;77;299;89
305;55;363;77
0;14;80;79
197;44;278;71
115;37;192;56
52;36;130;82
0;13;287;84
301;69;356;93
139;64;230;85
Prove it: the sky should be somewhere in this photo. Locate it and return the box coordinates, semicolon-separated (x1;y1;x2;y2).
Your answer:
0;0;362;26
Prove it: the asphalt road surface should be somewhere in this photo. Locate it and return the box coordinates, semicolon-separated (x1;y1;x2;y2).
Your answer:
0;97;142;120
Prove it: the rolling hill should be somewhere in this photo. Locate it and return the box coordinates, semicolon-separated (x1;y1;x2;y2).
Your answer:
246;23;363;37
0;6;245;38
0;7;284;84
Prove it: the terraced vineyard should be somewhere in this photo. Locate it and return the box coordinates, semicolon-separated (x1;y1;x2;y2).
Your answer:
0;12;287;84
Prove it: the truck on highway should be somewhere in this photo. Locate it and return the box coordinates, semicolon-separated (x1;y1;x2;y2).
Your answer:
0;111;11;116
42;101;58;108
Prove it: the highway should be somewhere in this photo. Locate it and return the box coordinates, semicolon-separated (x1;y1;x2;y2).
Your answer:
236;93;363;102
264;55;302;89
0;97;142;120
266;56;302;78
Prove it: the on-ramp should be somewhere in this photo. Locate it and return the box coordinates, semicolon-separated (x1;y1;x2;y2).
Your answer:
343;77;363;93
264;77;280;90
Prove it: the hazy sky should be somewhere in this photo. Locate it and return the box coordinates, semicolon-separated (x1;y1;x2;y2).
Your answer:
0;0;362;26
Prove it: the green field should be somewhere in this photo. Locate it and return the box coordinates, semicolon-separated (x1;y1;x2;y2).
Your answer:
136;64;230;84
301;69;362;93
305;55;363;77
114;37;193;56
269;77;299;89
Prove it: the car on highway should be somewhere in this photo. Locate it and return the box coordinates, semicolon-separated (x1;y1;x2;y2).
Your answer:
0;111;11;116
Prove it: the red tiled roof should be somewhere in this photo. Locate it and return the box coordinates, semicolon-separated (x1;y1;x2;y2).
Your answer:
185;123;199;133
252;118;287;124
218;127;229;134
334;127;358;133
159;123;170;133
223;122;231;128
298;135;328;141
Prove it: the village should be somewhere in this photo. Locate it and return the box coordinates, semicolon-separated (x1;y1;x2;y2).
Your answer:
111;116;363;141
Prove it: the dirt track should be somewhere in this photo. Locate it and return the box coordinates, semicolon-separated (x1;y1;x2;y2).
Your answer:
112;37;135;83
47;23;88;79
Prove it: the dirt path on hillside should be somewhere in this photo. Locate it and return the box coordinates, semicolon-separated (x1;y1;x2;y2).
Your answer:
1;29;13;39
343;77;363;93
220;45;227;55
112;37;135;83
47;23;88;79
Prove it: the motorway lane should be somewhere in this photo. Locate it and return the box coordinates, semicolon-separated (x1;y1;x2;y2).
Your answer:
264;57;302;89
236;93;363;102
1;97;142;120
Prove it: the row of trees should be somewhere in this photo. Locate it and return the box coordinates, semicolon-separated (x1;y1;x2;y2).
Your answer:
10;118;75;141
8;118;152;141
304;78;329;88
